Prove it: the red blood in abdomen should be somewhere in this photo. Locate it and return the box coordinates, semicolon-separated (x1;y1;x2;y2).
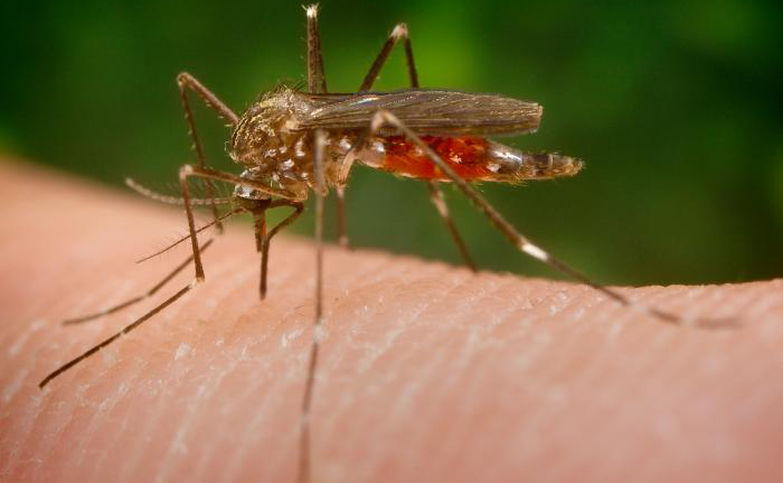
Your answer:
382;136;491;180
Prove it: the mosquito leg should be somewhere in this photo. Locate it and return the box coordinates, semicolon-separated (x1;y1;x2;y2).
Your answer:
253;209;267;253
253;209;269;297
305;3;340;258
297;130;327;483
176;72;240;234
179;164;298;281
332;21;421;249
39;239;214;389
335;186;349;248
426;179;476;270
355;23;476;269
369;110;698;326
64;208;240;324
305;4;327;94
359;23;418;91
63;239;216;325
259;201;305;299
426;181;477;271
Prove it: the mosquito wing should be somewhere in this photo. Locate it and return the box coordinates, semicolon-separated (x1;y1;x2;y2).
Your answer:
297;89;542;136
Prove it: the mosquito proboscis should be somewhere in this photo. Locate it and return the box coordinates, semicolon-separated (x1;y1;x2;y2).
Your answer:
39;5;734;483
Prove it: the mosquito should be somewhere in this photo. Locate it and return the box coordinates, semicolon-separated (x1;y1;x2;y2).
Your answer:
39;4;722;482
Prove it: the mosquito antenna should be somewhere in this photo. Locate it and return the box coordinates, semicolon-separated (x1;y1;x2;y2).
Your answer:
126;178;234;206
135;207;242;264
371;111;734;328
39;239;215;389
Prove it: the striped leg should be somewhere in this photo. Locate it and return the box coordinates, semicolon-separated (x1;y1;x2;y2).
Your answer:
368;110;724;327
39;239;214;389
306;4;353;255
62;220;234;325
257;201;305;299
176;72;239;233
351;21;476;269
297;129;328;483
305;4;327;94
178;165;298;282
426;181;477;271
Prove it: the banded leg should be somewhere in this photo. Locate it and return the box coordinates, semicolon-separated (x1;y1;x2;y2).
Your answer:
369;110;703;327
298;130;328;483
39;239;214;389
176;72;239;233
358;22;418;91
333;21;420;250
305;4;327;94
179;165;298;282
350;22;476;269
257;201;305;299
426;181;477;271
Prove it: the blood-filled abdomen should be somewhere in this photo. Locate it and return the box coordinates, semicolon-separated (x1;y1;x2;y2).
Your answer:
356;136;583;182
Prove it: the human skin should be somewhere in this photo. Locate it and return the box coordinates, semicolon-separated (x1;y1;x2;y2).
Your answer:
1;160;782;482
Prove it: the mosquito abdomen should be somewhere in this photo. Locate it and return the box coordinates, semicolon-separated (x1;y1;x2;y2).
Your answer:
358;136;583;182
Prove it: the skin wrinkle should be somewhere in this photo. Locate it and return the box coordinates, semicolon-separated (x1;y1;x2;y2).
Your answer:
188;356;245;480
352;274;463;373
108;300;201;482
117;307;204;483
4;163;783;482
221;326;303;481
116;252;251;481
388;281;494;480
316;269;425;462
222;378;283;481
320;274;470;480
201;353;252;481
88;379;139;481
64;383;110;477
188;378;240;479
222;255;351;480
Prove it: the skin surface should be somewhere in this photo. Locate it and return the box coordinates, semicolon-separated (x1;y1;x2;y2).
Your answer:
1;160;782;482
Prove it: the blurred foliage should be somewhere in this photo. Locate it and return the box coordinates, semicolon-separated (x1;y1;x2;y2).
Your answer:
2;0;782;285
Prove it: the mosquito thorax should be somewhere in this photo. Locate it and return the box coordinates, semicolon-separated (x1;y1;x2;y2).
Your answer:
229;87;316;168
228;87;320;200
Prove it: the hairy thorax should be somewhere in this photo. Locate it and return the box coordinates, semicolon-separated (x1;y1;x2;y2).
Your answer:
229;87;349;201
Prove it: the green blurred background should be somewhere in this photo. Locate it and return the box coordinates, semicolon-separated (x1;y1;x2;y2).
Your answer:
2;0;782;285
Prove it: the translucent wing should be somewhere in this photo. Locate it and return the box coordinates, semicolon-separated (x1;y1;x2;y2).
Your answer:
297;89;542;136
